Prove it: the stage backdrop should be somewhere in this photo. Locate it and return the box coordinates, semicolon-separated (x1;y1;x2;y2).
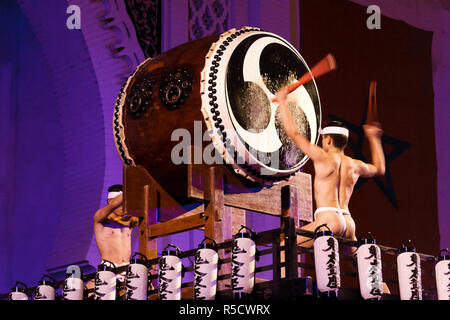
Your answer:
298;0;439;255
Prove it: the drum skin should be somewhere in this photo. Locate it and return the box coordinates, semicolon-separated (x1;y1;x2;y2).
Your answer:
114;27;321;203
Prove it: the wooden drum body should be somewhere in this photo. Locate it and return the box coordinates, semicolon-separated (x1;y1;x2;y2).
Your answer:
113;27;321;204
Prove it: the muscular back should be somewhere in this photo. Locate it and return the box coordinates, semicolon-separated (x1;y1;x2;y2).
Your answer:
313;152;342;208
338;156;365;211
276;87;385;214
313;153;373;211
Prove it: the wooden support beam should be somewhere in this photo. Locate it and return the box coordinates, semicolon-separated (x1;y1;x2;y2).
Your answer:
204;166;225;239
203;166;248;291
280;185;305;278
281;185;300;227
138;185;150;257
123;165;173;217
283;217;299;280
189;173;312;220
126;145;313;298
230;207;246;237
147;185;159;259
136;184;159;291
187;152;313;223
124;164;199;222
272;232;282;282
148;213;205;239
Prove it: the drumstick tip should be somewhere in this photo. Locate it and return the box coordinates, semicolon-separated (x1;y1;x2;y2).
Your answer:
326;53;337;71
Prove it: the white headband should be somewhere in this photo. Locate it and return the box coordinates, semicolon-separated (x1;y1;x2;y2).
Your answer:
108;191;122;199
320;126;349;137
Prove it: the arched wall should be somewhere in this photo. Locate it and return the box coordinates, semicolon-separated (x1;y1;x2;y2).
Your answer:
0;0;65;291
0;0;107;291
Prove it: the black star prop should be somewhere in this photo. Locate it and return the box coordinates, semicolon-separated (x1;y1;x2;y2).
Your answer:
328;114;411;209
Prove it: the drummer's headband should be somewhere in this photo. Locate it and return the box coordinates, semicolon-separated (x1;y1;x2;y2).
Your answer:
320;126;349;137
108;191;122;199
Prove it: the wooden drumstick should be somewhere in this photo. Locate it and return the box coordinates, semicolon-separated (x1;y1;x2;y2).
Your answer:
272;53;337;102
366;80;379;124
288;53;337;93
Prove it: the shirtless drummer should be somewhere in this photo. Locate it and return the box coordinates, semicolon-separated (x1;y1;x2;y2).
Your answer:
86;184;139;297
275;87;386;247
94;184;139;266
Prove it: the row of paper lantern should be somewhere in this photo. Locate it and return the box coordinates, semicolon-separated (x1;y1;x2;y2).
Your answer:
8;226;257;301
7;225;450;300
313;224;449;300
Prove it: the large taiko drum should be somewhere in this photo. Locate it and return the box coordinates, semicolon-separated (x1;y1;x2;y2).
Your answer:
113;27;321;202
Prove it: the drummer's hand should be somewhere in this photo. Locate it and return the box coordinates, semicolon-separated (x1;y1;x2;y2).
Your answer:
363;122;383;139
274;87;289;103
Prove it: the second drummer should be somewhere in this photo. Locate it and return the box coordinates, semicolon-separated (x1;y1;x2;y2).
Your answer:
86;184;140;297
275;87;386;247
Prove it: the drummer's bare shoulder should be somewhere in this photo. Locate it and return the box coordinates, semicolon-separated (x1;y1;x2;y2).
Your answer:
288;129;328;163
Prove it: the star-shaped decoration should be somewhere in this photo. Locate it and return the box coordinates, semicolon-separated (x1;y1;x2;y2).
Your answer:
328;114;411;209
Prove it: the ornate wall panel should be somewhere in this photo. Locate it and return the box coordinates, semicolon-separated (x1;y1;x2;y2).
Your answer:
189;0;229;40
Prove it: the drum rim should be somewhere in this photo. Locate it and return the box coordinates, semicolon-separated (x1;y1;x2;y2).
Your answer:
113;57;152;167
200;27;322;183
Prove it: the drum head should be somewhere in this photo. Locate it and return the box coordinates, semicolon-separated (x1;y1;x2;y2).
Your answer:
201;27;321;182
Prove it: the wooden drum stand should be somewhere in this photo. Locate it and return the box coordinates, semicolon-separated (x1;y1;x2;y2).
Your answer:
122;146;313;298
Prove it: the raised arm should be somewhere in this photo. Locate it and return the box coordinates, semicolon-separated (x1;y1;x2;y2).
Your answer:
93;193;123;223
275;87;327;162
357;123;386;177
